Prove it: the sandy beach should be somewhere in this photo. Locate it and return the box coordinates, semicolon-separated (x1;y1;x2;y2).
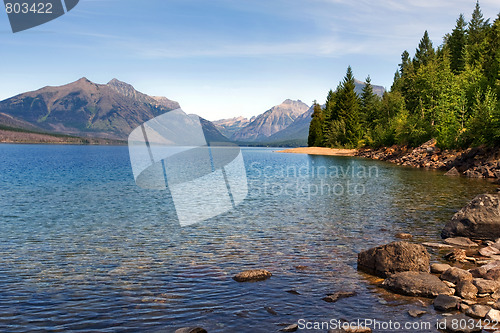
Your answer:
275;147;357;156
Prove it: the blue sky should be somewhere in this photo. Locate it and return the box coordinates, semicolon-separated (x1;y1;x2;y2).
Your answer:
0;0;498;120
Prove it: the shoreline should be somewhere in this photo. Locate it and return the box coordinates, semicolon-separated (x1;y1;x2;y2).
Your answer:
277;141;500;183
275;147;357;156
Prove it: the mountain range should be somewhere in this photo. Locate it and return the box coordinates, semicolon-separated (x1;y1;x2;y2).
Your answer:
0;77;385;146
0;78;229;143
213;79;385;146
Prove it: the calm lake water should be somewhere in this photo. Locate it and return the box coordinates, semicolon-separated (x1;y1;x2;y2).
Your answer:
0;145;496;332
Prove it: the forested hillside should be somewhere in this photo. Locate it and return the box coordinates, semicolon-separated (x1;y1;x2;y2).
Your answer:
309;2;500;149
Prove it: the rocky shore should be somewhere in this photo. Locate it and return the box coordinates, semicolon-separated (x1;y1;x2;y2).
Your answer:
356;140;500;182
355;192;500;333
177;192;500;333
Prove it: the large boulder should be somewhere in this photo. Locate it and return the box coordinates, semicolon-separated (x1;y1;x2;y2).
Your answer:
357;241;430;278
382;271;453;298
442;194;500;240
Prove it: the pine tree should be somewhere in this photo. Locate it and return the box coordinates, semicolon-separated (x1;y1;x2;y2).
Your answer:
449;14;468;74
399;50;412;77
467;1;491;68
308;102;325;147
483;13;500;95
360;76;380;126
336;66;361;147
468;1;489;45
414;31;435;68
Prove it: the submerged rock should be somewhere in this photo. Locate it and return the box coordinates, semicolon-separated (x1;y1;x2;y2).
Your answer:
322;291;357;303
444;249;467;262
281;324;298;332
175;328;207;333
434;294;461;312
442;194;500;240
357;241;430;278
408;309;427;318
382;271;453;298
395;233;413;240
445;167;461;176
233;269;272;282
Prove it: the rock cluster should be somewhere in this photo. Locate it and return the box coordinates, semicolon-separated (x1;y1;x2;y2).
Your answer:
356;139;500;181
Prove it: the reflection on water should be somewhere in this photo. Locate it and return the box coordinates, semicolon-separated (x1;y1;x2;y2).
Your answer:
0;145;496;332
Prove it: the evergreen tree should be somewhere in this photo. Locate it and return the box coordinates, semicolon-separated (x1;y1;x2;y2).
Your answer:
468;1;489;45
399;50;412;76
308;102;325;147
414;31;435;68
336;66;361;147
449;14;468;74
360;76;380;126
483;13;500;95
467;1;491;68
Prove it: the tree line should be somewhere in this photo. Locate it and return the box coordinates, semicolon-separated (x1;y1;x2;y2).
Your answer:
309;2;500;149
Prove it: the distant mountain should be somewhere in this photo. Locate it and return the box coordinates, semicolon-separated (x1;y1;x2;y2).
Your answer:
261;79;385;145
230;99;309;142
0;78;226;143
354;79;385;97
213;116;255;138
265;104;315;146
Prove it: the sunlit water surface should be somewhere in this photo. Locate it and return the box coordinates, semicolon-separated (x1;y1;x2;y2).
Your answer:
0;145;496;332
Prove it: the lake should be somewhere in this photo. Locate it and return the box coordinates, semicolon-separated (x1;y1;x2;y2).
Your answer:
0;145;496;332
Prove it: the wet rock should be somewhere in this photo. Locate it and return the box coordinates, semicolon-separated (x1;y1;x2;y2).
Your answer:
466;304;491;319
265;306;278;315
444;237;479;248
479;245;500;257
342;327;372;333
436;314;482;332
357;241;430;278
444;281;457;288
281;324;298;332
423;242;453;249
442;194;500;241
486;309;500;322
445;167;461;176
175;328;207;333
470;266;489;279
408;309;427;318
456;280;478;300
286;289;300;295
395;233;413;240
322;291;357;303
485;268;500;281
434;294;461;312
294;265;310;271
444;249;468;262
441;267;473;284
382;271;453;298
233;269;272;282
432;263;452;274
473;279;500;294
